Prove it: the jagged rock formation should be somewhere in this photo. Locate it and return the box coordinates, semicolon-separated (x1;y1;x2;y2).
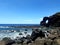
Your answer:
40;12;60;27
31;29;45;41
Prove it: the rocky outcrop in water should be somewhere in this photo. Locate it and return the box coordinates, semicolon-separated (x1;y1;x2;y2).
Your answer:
40;12;60;27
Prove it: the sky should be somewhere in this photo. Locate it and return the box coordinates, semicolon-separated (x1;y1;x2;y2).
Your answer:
0;0;60;24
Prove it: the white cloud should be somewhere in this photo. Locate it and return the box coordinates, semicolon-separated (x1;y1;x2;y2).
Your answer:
23;20;34;24
40;18;43;21
23;18;43;24
24;20;33;22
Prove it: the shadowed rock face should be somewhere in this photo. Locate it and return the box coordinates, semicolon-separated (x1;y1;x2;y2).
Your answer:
31;29;45;41
6;41;15;45
40;12;60;27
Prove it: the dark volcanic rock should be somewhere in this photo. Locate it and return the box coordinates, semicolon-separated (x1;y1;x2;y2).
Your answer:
40;12;60;27
31;29;45;41
2;37;15;45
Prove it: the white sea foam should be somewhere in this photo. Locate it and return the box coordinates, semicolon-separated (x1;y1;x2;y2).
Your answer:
0;30;32;40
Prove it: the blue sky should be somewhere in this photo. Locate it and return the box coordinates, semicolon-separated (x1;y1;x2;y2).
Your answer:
0;0;60;24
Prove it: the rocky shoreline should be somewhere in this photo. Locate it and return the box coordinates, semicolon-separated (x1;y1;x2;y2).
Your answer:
0;27;60;45
0;12;60;45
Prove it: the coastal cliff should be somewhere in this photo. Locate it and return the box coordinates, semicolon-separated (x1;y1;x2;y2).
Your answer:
40;12;60;27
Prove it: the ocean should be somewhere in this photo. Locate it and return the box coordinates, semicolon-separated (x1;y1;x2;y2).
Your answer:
0;24;39;40
0;24;40;26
